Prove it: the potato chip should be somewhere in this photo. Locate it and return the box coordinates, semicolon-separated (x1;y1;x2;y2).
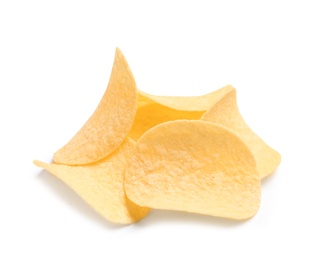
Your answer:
53;48;138;165
34;138;149;224
128;103;203;141
201;88;281;179
125;120;260;220
137;85;234;111
128;85;234;141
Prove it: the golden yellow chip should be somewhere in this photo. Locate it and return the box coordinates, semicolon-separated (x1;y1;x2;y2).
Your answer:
53;48;138;165
201;88;281;179
34;138;149;224
34;47;279;224
137;85;234;110
128;85;234;141
125;120;260;220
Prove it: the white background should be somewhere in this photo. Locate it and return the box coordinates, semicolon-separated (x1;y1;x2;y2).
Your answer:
1;1;319;259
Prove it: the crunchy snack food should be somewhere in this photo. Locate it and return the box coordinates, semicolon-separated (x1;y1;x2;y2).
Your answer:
125;120;260;220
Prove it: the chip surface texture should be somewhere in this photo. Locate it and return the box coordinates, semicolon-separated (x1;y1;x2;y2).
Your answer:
201;88;281;178
35;138;149;224
53;48;138;165
128;85;234;141
125;120;261;220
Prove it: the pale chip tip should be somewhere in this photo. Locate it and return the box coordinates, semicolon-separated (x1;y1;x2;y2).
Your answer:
33;160;46;168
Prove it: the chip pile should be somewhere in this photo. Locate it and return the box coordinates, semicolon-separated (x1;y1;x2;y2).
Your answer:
34;48;281;224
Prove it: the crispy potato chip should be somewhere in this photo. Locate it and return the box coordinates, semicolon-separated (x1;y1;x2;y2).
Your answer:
35;138;149;224
137;85;234;111
128;85;234;141
201;88;281;179
125;120;260;220
53;48;138;165
128;103;203;141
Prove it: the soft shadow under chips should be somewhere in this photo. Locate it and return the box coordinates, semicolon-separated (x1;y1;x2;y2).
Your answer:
34;138;149;224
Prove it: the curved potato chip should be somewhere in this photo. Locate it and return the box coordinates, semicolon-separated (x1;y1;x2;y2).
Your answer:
128;85;234;141
54;48;138;165
35;138;149;224
201;88;281;179
128;104;203;141
125;120;260;220
137;85;233;110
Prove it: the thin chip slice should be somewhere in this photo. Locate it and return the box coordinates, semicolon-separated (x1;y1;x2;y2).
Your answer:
53;48;138;165
128;103;203;141
201;88;281;179
35;138;149;224
128;85;234;141
137;85;234;110
125;120;260;220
